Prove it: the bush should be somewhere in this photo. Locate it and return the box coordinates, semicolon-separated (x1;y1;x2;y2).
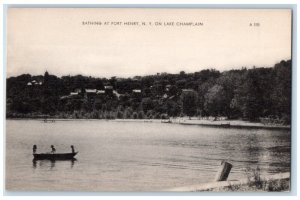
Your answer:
132;112;138;119
117;111;124;119
266;179;290;191
146;110;154;118
154;112;161;119
281;113;291;125
138;111;145;119
124;108;133;119
160;113;169;119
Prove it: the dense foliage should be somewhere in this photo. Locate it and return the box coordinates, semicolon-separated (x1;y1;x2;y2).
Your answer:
6;60;291;124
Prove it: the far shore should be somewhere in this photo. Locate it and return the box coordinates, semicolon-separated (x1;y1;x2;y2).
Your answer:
114;118;291;130
7;117;291;130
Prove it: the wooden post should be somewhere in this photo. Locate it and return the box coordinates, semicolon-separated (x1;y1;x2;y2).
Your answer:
214;161;233;181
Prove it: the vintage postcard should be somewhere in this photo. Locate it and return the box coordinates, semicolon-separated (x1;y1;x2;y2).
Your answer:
6;8;292;192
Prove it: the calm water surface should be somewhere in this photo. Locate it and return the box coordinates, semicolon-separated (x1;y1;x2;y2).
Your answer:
6;120;290;191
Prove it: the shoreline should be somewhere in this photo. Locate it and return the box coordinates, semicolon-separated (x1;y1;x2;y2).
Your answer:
6;117;291;130
173;119;291;130
113;118;291;130
166;172;290;192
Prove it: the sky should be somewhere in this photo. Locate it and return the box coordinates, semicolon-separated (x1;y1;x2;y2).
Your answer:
7;8;291;78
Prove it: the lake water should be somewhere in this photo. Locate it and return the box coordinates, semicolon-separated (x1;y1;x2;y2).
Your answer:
5;119;291;192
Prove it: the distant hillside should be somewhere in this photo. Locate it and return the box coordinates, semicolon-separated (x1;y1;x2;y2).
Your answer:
6;60;291;124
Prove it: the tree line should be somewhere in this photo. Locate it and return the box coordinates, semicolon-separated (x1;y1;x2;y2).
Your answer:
6;60;291;124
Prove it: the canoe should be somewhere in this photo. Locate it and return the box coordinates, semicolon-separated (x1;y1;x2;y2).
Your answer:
33;152;78;160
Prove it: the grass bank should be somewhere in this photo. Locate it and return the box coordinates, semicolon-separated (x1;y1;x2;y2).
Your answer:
167;172;290;192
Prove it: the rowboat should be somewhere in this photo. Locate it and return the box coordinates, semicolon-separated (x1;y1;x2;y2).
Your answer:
33;152;78;160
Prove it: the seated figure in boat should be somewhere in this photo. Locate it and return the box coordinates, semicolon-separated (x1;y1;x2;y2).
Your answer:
33;145;37;154
51;145;56;153
71;145;75;153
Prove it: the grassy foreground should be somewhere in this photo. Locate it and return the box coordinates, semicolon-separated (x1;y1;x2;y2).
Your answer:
167;170;290;192
203;168;290;192
205;178;290;192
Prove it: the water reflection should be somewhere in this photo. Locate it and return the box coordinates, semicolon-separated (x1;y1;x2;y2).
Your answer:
244;133;260;162
32;158;77;169
32;159;37;169
50;160;55;169
71;158;76;168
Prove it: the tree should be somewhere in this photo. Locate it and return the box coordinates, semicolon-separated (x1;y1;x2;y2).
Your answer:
168;85;179;96
138;111;145;119
204;84;227;117
141;98;154;113
40;71;64;115
197;79;215;116
166;100;181;117
132;112;138;119
231;69;265;121
124;107;133;118
270;60;291;123
181;90;198;118
117;110;124;119
215;71;243;118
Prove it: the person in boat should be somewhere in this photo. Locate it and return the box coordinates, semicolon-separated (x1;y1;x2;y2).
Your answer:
51;145;56;154
71;145;75;153
33;145;37;154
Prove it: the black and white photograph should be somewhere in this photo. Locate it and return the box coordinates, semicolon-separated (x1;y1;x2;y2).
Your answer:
5;7;292;192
